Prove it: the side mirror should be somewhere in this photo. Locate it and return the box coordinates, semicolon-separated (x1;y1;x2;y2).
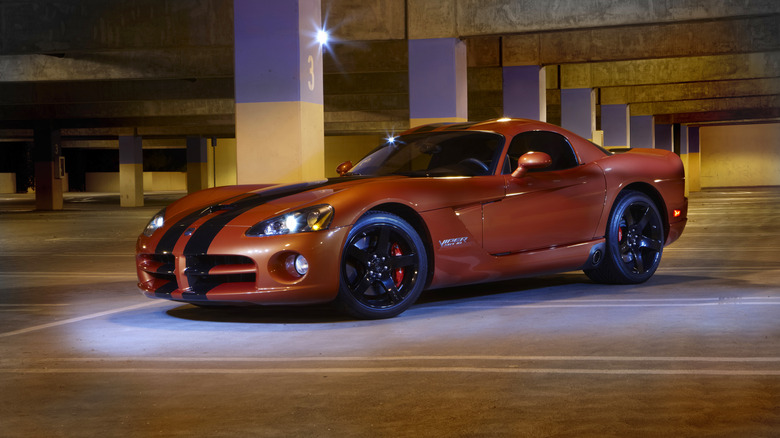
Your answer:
336;161;353;176
511;151;552;178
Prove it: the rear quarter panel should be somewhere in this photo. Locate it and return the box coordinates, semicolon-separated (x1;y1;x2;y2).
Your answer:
594;149;687;245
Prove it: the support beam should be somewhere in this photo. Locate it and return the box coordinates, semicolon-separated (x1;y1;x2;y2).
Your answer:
327;0;405;41
687;127;701;192
186;136;208;194
654;108;780;124
503;66;546;121
408;38;468;126
630;115;654;148
601;104;630;147
655;121;673;151
561;88;595;140
453;1;780;37
0;49;233;82
679;125;690;195
33;126;63;210
0;0;233;55
629;95;780;116
601;78;780;105
502;15;780;65
561;52;780;89
118;135;143;207
0;99;234;122
234;0;324;184
0;78;234;106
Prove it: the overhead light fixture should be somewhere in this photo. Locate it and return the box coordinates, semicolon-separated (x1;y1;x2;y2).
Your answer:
317;29;329;46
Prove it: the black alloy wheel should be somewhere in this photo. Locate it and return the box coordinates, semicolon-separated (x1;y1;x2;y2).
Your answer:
585;190;664;284
337;212;427;319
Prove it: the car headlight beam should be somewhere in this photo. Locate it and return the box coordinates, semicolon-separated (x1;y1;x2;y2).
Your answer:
247;204;334;237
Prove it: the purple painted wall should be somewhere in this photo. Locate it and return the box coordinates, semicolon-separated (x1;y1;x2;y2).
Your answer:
630;115;654;148
408;38;467;120
503;66;544;120
601;104;629;147
561;88;594;139
234;0;323;105
655;123;673;151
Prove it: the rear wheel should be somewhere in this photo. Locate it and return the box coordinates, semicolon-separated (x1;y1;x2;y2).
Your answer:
336;212;427;319
585;190;664;284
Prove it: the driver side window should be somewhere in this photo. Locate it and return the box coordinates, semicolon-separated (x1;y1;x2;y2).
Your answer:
504;131;578;174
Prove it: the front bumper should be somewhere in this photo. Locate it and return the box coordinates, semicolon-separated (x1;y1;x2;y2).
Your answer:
136;226;350;305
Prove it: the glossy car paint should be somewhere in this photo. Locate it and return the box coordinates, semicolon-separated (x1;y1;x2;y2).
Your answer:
136;118;687;306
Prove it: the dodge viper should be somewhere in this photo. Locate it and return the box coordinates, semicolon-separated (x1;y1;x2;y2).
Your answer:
136;118;687;319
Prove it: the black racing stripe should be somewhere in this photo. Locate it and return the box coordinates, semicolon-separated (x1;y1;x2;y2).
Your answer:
154;192;258;254
154;209;208;254
182;179;350;256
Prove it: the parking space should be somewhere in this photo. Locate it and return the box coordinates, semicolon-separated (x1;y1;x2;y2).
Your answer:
1;189;778;437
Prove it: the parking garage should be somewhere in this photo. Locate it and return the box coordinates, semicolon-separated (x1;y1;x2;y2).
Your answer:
1;1;779;436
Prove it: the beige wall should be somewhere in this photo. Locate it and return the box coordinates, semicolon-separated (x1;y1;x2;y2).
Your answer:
207;138;237;187
200;135;380;183
202;135;379;183
86;172;186;192
70;135;389;193
700;123;780;188
0;173;15;193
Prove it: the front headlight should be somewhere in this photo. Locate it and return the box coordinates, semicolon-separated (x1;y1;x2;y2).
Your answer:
143;208;166;237
246;204;334;237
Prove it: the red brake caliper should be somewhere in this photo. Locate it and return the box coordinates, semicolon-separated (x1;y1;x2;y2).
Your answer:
390;242;404;288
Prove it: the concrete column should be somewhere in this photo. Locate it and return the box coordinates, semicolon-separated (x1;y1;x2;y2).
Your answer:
601;104;630;147
234;0;324;184
409;38;468;127
34;126;63;210
503;65;546;121
655;120;673;151
687;126;701;192
630;114;654;148
119;135;143;207
561;88;595;140
187;136;208;194
679;126;690;196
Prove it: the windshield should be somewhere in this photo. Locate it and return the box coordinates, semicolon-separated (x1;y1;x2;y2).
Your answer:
349;131;505;177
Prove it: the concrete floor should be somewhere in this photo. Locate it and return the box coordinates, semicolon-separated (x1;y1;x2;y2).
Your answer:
0;188;778;437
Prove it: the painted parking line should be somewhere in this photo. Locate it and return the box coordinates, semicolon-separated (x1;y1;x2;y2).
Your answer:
12;355;779;363
0;252;133;257
0;304;69;307
1;367;777;376
44;237;138;242
0;272;136;278
447;297;780;309
0;301;166;339
1;354;778;377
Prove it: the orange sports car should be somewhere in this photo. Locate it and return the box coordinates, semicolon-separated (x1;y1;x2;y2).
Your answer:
136;118;687;319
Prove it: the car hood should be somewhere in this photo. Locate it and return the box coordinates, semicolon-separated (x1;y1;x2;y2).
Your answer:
161;177;393;225
161;174;505;231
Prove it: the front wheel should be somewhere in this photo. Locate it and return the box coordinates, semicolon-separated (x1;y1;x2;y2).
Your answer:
585;191;664;284
336;212;428;319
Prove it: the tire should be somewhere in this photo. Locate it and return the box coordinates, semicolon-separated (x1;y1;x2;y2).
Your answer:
336;212;428;319
585;190;664;284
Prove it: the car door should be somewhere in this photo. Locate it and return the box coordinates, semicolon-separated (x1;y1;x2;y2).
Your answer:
482;131;607;254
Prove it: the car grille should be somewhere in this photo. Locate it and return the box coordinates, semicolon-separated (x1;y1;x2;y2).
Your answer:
184;255;257;294
139;253;176;280
138;254;256;296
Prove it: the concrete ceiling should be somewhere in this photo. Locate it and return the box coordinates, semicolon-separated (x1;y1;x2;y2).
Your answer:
0;0;778;143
